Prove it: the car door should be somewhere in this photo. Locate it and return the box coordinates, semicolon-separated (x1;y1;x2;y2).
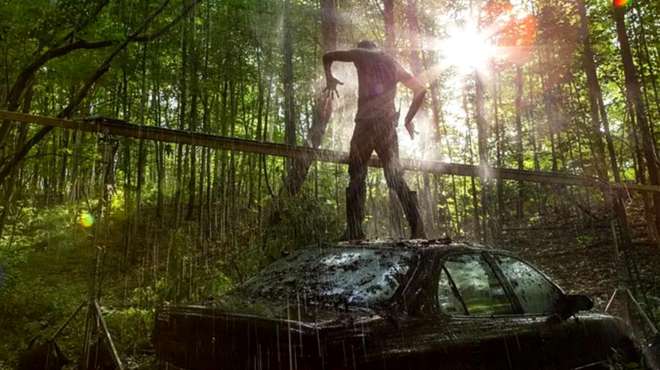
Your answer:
488;253;602;369
357;251;509;370
360;250;551;370
432;251;549;370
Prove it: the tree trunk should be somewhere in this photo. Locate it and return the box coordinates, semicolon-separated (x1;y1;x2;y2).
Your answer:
175;10;189;225
282;0;296;177
187;9;199;221
514;66;524;219
405;0;435;235
493;72;504;221
578;0;609;181
631;2;660;122
613;4;660;235
281;0;336;196
475;72;490;242
0;83;33;238
382;0;406;237
578;0;637;249
383;0;396;53
464;92;481;239
136;44;148;215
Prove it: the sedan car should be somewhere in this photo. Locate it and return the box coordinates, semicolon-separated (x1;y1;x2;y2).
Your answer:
153;240;648;369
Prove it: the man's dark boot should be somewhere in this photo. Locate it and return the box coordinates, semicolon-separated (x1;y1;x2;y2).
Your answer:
400;190;426;239
341;187;366;240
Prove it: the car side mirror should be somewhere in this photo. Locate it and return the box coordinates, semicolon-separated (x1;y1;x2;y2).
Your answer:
558;294;593;320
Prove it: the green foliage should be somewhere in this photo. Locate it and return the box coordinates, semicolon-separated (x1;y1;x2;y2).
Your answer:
0;204;91;364
103;306;154;355
263;193;342;259
0;204;88;293
127;278;168;307
576;235;595;248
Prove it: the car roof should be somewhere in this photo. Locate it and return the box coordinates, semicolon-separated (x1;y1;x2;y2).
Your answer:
312;239;515;257
319;239;562;294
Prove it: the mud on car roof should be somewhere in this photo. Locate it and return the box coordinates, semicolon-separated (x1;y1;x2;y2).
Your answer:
324;238;500;254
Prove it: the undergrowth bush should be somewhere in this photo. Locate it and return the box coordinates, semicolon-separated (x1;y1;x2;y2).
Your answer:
0;203;92;364
0;192;340;366
104;307;154;356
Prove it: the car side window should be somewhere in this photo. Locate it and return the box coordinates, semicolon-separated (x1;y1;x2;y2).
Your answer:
494;255;562;315
443;254;515;316
437;267;467;315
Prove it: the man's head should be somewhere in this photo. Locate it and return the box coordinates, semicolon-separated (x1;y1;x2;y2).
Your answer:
357;40;378;50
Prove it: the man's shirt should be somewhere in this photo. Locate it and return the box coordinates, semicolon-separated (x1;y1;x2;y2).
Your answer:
350;49;414;121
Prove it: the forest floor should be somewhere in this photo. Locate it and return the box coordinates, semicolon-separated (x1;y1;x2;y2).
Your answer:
1;203;659;369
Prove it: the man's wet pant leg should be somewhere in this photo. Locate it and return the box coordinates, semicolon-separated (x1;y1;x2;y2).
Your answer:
343;118;427;240
375;124;426;239
343;124;373;240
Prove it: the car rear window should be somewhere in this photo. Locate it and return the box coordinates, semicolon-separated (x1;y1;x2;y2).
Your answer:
238;247;415;307
493;255;562;315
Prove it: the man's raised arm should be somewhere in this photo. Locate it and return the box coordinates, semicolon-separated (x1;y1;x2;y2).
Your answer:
397;63;427;140
322;50;359;96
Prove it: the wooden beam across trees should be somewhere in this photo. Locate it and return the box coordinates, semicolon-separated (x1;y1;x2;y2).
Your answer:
2;110;659;193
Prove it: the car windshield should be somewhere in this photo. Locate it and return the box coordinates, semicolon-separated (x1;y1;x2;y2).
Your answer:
238;247;415;307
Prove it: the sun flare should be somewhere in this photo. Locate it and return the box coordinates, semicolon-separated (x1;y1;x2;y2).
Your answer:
613;0;629;8
438;24;499;75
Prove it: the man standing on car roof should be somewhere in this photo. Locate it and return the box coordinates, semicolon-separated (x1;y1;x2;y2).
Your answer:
323;40;427;240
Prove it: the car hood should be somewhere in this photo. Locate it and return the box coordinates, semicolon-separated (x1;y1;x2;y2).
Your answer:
155;293;390;369
163;292;386;331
